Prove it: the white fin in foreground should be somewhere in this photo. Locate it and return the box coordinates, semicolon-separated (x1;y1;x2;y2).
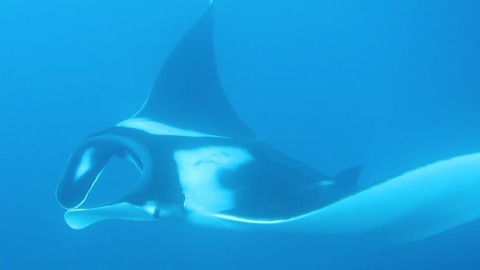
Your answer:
209;153;480;243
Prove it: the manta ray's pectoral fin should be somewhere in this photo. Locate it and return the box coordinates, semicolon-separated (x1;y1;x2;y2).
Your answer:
214;153;480;244
135;1;254;139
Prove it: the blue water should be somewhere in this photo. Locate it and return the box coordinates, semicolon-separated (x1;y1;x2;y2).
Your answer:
1;0;480;269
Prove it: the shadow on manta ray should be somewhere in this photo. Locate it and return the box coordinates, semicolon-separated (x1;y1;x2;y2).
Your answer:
56;2;480;243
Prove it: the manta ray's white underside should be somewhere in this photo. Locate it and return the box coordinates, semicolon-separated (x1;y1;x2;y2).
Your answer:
65;152;480;243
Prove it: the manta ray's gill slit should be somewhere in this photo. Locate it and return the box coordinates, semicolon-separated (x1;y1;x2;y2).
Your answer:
79;155;142;208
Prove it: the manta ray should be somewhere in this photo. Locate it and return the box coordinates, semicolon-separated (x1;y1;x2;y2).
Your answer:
56;1;480;243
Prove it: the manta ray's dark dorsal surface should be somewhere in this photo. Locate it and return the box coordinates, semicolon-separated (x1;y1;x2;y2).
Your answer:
56;2;361;230
138;3;253;139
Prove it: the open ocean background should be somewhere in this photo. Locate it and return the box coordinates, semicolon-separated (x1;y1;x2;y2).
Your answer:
1;0;480;269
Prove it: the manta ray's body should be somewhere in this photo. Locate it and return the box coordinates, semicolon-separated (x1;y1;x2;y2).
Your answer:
57;3;361;228
57;2;480;243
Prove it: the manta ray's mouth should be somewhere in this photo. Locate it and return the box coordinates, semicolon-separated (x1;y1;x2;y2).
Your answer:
57;132;191;229
56;136;163;229
56;136;144;210
79;155;141;209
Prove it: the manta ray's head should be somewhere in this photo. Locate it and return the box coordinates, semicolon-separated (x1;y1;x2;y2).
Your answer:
56;133;187;229
56;2;232;229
